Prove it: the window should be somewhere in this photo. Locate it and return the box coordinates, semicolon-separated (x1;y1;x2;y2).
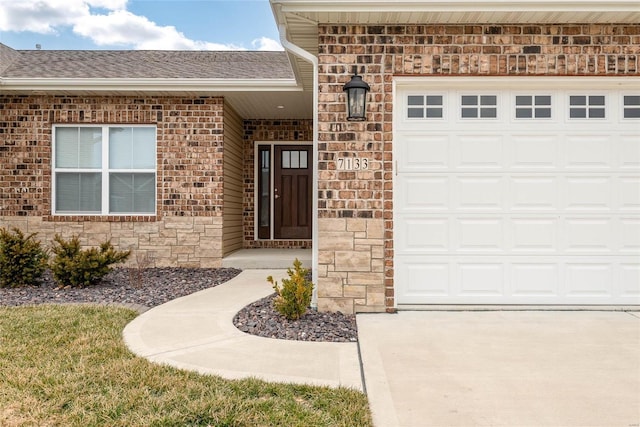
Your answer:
623;95;640;119
281;150;308;169
53;126;156;215
515;95;552;119
407;95;444;119
569;95;606;119
461;95;497;119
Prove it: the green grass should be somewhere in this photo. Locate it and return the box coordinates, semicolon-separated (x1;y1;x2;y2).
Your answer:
0;305;372;426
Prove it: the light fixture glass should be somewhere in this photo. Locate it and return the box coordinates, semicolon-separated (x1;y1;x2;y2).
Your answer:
343;68;370;121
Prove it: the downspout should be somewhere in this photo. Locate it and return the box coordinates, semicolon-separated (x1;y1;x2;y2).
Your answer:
277;24;320;309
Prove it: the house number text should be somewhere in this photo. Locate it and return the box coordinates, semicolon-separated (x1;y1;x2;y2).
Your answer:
336;157;369;170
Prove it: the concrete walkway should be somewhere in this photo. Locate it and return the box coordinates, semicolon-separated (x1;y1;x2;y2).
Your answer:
358;311;640;427
123;269;362;390
124;270;640;426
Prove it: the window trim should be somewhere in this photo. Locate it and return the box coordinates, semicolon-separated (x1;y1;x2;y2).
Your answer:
514;94;553;120
406;93;446;120
52;124;157;216
460;94;498;120
622;94;640;120
568;94;607;120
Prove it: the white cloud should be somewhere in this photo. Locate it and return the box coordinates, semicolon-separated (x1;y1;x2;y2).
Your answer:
0;0;90;33
0;0;279;51
252;37;284;51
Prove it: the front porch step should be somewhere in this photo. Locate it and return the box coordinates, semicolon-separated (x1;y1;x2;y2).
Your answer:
221;249;312;270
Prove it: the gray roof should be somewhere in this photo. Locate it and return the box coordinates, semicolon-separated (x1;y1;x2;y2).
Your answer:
0;44;293;80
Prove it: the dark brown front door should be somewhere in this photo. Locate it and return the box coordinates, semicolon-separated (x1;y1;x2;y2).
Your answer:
274;145;312;239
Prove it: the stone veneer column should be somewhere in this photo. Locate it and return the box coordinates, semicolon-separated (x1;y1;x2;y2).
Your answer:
317;218;386;313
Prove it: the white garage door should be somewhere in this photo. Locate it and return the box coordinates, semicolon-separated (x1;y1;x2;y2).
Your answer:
394;78;640;306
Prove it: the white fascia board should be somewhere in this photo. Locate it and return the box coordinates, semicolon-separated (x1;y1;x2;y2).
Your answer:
275;0;639;13
0;78;302;92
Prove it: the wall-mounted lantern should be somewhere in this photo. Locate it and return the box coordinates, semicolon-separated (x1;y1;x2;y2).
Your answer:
343;67;370;121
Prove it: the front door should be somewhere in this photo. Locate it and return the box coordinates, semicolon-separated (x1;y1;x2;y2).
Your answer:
273;145;312;239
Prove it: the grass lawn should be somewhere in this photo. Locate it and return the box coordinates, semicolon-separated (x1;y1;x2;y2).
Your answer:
0;305;372;426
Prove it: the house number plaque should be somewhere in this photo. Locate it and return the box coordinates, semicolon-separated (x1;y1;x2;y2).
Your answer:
336;157;369;170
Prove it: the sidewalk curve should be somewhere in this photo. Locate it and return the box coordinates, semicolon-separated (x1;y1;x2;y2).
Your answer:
122;269;363;391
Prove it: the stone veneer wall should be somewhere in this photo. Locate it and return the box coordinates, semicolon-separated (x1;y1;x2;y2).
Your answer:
242;119;313;249
317;23;640;313
0;95;227;267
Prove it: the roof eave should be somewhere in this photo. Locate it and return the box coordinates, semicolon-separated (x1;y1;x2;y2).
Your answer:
274;0;640;13
0;78;303;93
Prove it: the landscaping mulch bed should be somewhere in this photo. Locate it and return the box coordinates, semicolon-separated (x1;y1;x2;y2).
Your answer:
0;267;358;343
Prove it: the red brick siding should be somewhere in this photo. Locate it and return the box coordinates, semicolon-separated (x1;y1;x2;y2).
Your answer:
317;23;640;311
0;95;226;218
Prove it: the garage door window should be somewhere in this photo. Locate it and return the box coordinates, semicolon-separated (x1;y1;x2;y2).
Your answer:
515;95;552;119
570;95;606;119
461;95;497;119
624;95;640;119
407;95;444;119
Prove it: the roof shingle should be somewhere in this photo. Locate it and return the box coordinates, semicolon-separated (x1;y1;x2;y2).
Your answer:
0;45;293;80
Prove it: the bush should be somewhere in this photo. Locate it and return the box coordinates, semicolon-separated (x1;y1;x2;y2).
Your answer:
50;235;130;288
0;227;48;288
267;258;314;320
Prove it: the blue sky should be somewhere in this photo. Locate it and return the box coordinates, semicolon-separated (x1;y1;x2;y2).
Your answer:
0;0;282;51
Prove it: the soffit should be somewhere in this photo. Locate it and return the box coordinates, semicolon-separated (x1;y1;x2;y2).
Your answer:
274;1;640;26
272;0;640;95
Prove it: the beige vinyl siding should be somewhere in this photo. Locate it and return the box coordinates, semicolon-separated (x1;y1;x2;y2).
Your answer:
222;103;244;256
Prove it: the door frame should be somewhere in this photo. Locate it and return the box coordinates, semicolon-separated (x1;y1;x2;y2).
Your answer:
253;141;313;241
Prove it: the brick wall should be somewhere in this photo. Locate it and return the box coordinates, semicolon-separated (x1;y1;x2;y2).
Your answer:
242;119;313;248
317;23;640;313
0;94;227;267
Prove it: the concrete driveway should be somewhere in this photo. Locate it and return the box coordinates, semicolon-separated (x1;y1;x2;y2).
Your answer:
357;311;640;427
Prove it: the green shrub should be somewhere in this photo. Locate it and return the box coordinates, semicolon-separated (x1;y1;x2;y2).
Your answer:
0;227;48;288
50;235;130;288
267;258;314;320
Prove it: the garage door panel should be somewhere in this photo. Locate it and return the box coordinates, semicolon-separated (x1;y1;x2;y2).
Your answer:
509;176;558;211
619;263;640;297
510;217;558;253
396;256;640;305
401;262;450;297
455;176;504;211
398;176;449;211
618;135;640;170
619;177;640;211
456;218;504;252
399;134;450;171
618;218;640;253
456;135;503;169
458;263;505;296
510;263;559;297
564;135;613;169
396;217;449;252
565;263;613;297
510;134;558;169
562;176;613;211
563;218;614;253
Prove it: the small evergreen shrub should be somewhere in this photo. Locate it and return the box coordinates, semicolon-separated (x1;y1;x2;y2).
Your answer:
50;234;130;288
0;227;48;288
267;258;314;320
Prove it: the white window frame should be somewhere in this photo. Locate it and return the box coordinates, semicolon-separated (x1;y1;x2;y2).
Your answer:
622;94;640;120
568;94;607;120
460;94;499;120
52;124;157;216
406;93;446;120
514;94;553;120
